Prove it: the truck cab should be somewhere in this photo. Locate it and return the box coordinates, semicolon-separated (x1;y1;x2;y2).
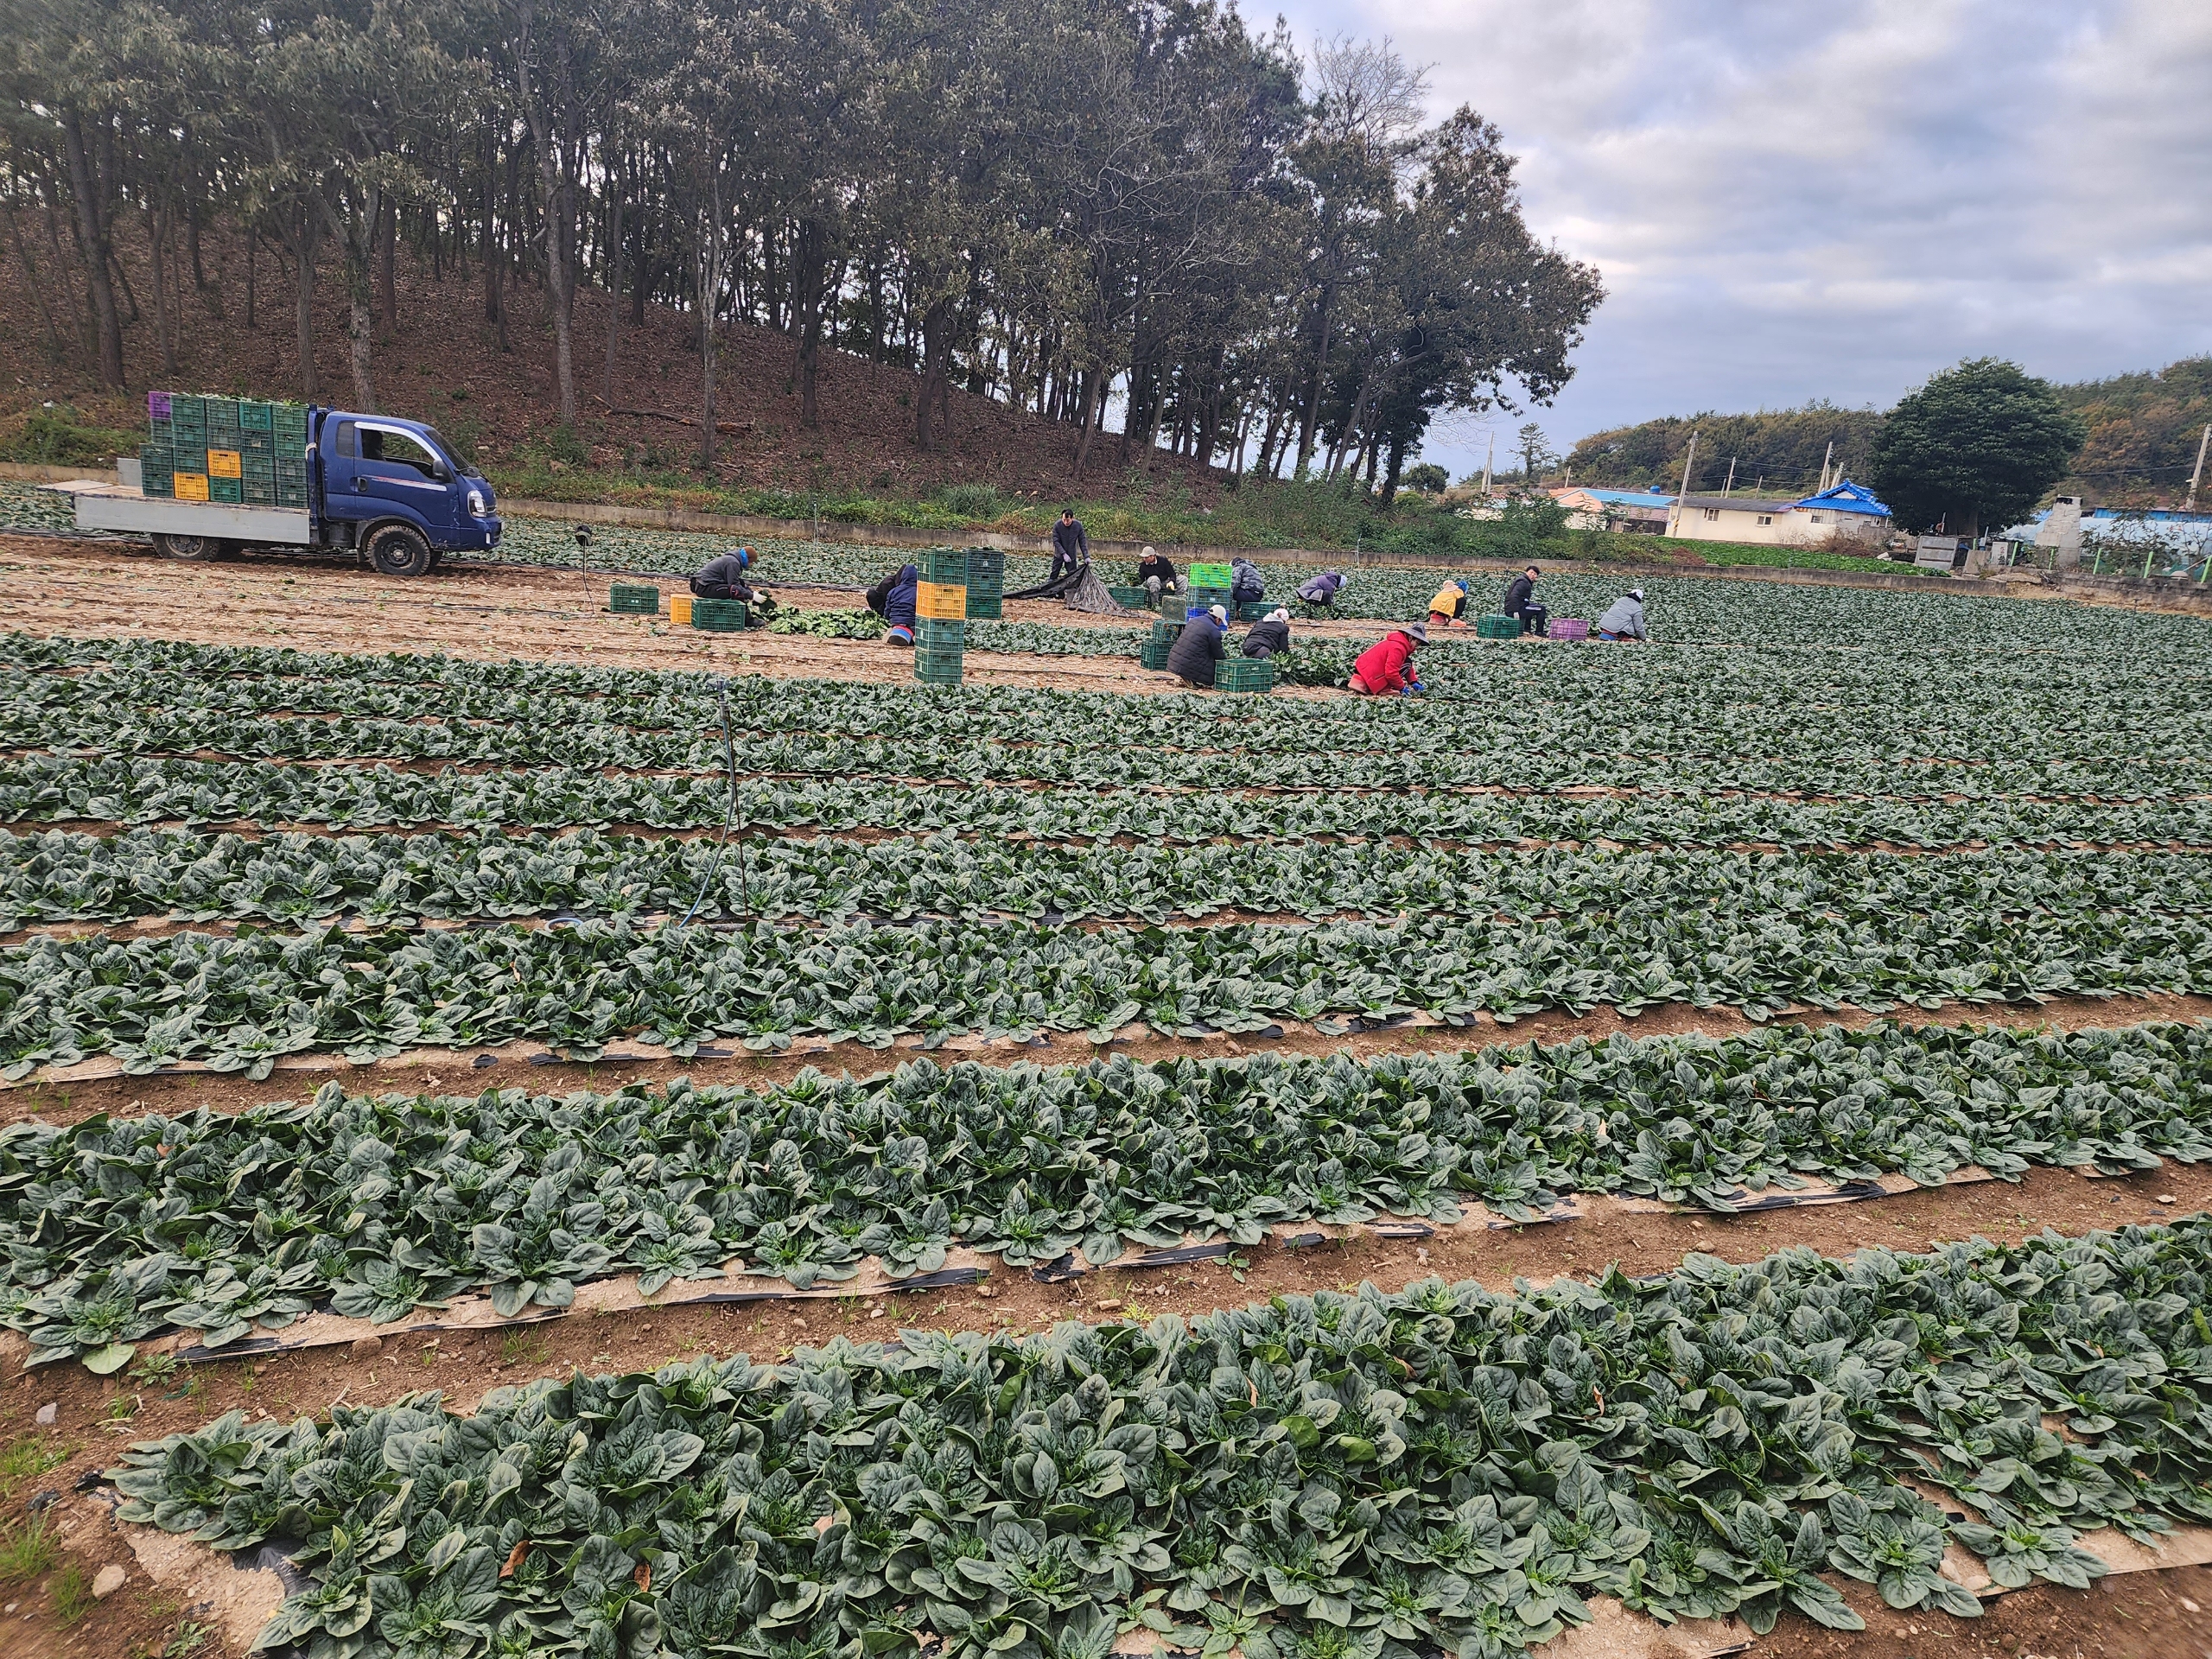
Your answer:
313;410;500;575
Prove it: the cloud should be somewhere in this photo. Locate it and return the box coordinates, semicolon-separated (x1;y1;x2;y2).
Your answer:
1264;0;2212;474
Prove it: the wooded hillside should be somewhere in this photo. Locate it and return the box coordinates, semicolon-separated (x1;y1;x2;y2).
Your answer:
0;0;1600;503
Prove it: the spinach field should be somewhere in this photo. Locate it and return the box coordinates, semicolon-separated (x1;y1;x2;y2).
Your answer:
5;561;2210;1657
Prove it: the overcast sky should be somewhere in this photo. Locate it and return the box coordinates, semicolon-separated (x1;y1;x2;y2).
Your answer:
1262;0;2212;478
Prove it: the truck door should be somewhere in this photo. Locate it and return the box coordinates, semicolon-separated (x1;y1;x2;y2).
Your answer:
346;422;459;534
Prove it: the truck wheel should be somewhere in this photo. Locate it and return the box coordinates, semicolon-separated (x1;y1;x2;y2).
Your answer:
366;523;435;578
154;532;220;561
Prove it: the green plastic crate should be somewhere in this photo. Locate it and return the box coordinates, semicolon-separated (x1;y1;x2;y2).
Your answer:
1108;585;1151;609
914;618;965;649
691;597;749;632
1216;658;1275;694
1476;613;1522;639
1189;586;1230;613
610;583;661;615
1235;600;1271;621
1140;639;1171;671
918;547;967;582
1189;562;1232;588
209;476;243;505
239;402;273;432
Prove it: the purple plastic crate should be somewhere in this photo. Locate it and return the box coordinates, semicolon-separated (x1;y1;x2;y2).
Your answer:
1548;618;1590;641
148;391;172;420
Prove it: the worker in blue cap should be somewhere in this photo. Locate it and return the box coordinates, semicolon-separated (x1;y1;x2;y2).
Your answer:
690;545;757;601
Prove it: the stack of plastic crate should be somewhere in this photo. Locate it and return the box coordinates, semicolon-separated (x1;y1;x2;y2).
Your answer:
238;402;276;506
273;404;310;508
963;546;1004;620
915;547;967;684
205;397;244;504
168;394;208;501
140;392;175;499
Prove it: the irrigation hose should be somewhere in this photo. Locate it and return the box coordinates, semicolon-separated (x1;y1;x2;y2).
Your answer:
677;678;747;929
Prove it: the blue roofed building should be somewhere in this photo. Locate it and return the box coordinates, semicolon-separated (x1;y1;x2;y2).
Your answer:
1783;479;1891;546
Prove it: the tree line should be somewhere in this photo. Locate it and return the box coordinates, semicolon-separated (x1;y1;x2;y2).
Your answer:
0;0;1603;498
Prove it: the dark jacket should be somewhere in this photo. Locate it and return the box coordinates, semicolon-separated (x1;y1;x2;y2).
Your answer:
1230;558;1264;602
1242;619;1291;659
1053;518;1090;563
867;563;919;628
1296;570;1344;604
1166;615;1225;685
691;553;754;601
1136;553;1177;588
1503;574;1535;615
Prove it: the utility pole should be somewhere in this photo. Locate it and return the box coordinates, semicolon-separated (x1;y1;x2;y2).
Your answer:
1818;440;1834;493
1722;456;1736;497
2185;423;2210;512
1481;432;1494;498
1669;429;1700;536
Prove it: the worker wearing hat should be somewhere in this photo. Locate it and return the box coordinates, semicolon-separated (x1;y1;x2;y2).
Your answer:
1166;602;1230;687
1135;545;1183;604
1241;607;1294;660
1427;578;1471;626
690;544;758;601
1597;588;1649;641
1348;621;1427;695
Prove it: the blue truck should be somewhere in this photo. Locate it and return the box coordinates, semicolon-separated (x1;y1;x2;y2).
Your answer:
63;407;500;576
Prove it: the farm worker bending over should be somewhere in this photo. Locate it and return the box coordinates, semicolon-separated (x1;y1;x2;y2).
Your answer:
1502;565;1547;637
1166;604;1229;688
690;546;757;601
1297;569;1347;607
1242;607;1293;659
1427;578;1470;626
867;562;919;645
1348;622;1427;696
1051;509;1090;581
1135;546;1182;601
1230;557;1266;605
1597;588;1648;641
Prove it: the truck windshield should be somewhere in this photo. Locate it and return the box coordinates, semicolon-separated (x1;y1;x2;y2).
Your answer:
418;427;482;479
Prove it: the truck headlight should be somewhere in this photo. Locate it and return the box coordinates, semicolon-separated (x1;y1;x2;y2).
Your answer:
468;489;487;517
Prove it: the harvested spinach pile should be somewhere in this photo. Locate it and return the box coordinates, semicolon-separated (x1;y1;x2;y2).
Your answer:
14;1021;2212;1369
111;1217;2212;1657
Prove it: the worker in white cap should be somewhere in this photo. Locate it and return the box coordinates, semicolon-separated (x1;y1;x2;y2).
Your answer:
1166;602;1230;686
1597;588;1648;641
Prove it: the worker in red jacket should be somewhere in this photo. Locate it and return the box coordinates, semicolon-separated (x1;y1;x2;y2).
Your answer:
1348;622;1427;695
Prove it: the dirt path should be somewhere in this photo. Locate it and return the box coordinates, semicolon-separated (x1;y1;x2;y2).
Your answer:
0;534;1342;698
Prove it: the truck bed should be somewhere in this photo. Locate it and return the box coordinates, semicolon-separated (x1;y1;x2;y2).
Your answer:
48;480;313;545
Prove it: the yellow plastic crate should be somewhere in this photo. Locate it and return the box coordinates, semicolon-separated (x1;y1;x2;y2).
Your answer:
670;594;693;625
207;449;242;480
174;473;209;502
916;580;967;621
